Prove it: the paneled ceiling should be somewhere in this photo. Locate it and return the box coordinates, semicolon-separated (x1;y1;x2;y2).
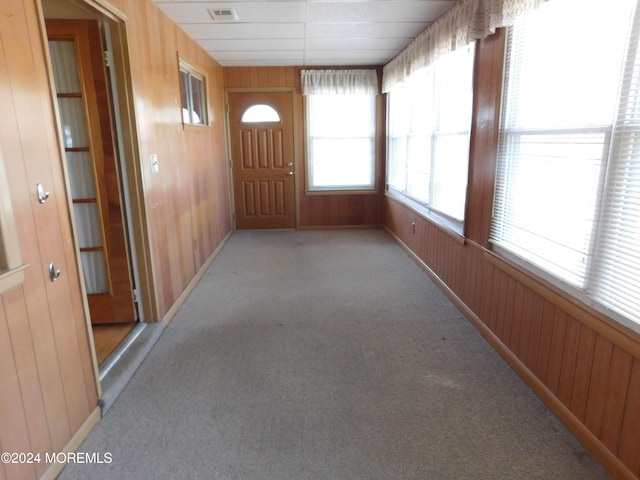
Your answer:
152;0;455;67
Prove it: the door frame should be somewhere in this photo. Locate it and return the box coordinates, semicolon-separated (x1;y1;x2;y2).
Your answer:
36;0;158;389
224;87;301;230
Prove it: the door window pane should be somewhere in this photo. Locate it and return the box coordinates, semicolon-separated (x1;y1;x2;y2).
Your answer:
241;104;281;123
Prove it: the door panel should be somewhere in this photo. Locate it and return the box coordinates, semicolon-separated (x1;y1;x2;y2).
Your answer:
228;91;295;229
47;19;135;324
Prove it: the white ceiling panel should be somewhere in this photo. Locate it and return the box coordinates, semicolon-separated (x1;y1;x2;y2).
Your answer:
199;38;305;50
305;21;429;39
307;1;453;23
211;50;304;61
180;23;305;40
305;49;398;59
305;37;409;50
155;2;307;24
153;0;455;67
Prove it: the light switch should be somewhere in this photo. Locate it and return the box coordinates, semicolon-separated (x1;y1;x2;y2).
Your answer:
150;153;159;173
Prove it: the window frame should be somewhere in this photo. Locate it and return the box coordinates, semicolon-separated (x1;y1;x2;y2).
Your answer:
178;57;209;129
304;92;378;194
0;146;27;294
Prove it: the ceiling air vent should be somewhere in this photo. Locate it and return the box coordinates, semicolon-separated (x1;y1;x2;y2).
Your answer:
208;8;239;22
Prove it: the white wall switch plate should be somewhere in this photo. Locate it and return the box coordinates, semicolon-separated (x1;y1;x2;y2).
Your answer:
150;153;159;173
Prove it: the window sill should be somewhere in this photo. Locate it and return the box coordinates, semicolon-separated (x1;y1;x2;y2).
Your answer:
385;190;465;243
305;189;379;196
0;264;28;295
182;123;210;132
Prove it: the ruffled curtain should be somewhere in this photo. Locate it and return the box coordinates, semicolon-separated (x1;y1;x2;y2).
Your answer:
301;69;379;95
382;0;548;92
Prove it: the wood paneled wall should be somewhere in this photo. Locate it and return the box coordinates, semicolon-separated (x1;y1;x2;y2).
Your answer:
223;66;385;228
121;0;231;317
0;0;232;478
384;30;640;480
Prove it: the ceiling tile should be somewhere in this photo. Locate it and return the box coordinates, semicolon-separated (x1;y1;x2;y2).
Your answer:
307;1;453;24
156;1;307;24
305;21;429;39
305;37;410;51
153;0;456;66
210;50;304;61
180;23;305;40
199;38;304;51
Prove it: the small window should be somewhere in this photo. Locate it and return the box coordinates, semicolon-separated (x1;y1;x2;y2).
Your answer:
0;146;26;293
241;104;281;123
179;58;208;126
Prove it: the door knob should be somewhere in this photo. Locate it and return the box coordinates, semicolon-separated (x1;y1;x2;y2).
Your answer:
48;263;61;282
284;171;294;176
286;162;294;166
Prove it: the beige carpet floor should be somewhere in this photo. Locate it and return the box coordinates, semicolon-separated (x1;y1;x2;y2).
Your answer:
60;229;612;480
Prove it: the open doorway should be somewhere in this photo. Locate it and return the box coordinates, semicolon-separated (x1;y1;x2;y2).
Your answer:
40;0;151;372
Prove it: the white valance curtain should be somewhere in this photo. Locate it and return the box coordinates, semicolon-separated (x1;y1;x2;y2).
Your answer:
301;69;379;95
382;0;548;92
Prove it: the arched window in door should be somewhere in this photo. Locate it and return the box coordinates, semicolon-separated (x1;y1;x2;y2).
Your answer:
241;104;281;123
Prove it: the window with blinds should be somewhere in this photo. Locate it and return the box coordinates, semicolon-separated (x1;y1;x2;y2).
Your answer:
491;0;640;328
387;43;475;233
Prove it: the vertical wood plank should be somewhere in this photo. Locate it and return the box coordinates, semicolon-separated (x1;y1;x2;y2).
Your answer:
0;297;38;480
584;336;614;438
508;281;525;353
535;300;556;385
600;347;633;454
570;324;597;421
618;357;640;475
525;293;544;373
558;315;581;408
480;263;495;327
3;289;56;475
516;289;533;360
546;309;568;396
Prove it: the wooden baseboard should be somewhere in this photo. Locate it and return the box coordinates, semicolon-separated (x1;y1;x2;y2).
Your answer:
297;224;382;231
161;230;233;328
40;407;101;480
383;225;638;480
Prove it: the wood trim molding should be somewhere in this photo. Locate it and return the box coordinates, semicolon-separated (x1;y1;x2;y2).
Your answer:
384;225;638;480
40;406;101;480
385;192;466;245
0;143;27;294
160;229;233;328
298;224;382;231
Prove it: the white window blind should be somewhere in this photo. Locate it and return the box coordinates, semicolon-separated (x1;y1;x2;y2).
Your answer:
387;44;475;231
591;3;640;324
491;0;640;327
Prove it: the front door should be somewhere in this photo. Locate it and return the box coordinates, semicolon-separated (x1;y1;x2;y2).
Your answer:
47;19;136;325
228;91;296;229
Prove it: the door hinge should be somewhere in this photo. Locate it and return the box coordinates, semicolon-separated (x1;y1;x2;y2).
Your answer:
225;103;230;113
133;288;139;303
104;50;111;68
